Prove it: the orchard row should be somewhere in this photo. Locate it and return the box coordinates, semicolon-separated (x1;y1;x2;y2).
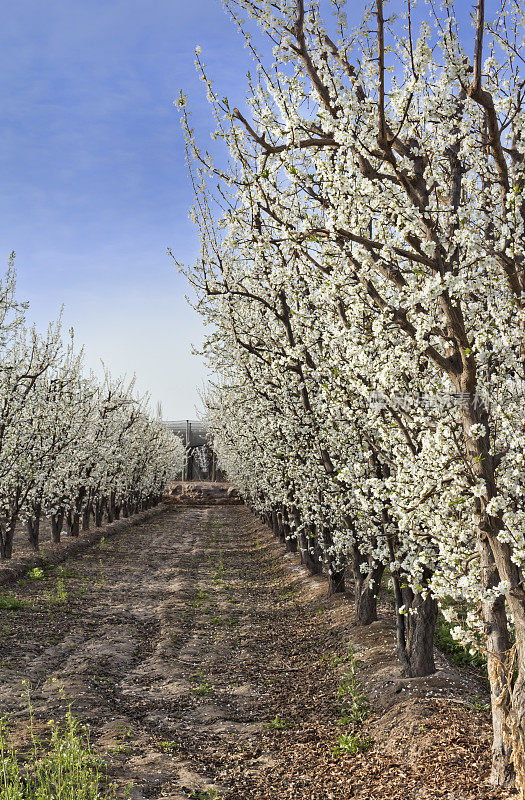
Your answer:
0;260;184;560
183;0;525;791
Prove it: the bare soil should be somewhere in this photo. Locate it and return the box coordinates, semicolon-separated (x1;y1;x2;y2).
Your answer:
0;493;516;799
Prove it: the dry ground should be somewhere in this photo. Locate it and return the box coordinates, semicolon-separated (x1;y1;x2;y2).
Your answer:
0;497;516;799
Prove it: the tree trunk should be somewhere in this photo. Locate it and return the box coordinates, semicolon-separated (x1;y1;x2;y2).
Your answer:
66;510;80;537
51;512;64;543
403;577;438;677
94;500;105;528
107;491;118;523
355;561;385;626
82;503;92;532
327;564;346;595
26;515;41;552
303;526;323;575
298;529;319;574
280;506;297;552
350;534;385;625
0;517;17;559
476;537;514;787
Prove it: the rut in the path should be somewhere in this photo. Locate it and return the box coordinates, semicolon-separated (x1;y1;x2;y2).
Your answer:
0;504;508;800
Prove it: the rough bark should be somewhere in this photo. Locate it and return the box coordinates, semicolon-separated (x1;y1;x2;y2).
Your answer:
402;574;438;678
0;518;17;560
298;529;321;574
66;510;80;537
479;538;515;788
327;563;346;595
351;538;384;625
94;500;105;528
26;514;41;552
356;561;385;626
82;503;92;532
51;512;64;544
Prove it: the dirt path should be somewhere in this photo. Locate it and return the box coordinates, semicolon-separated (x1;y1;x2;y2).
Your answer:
0;504;515;800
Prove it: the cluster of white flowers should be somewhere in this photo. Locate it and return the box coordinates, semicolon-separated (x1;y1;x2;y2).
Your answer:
0;259;184;559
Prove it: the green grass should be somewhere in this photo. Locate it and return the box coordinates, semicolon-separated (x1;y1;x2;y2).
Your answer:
332;731;373;757
465;696;491;713
263;715;290;731
213;556;225;583
191;590;216;609
56;565;77;579
328;646;373;756
45;577;68;606
157;740;180;752
191;680;214;696
107;743;133;755
0;702;122;799
0;593;25;611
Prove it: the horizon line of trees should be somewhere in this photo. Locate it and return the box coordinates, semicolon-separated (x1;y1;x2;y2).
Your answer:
0;256;184;560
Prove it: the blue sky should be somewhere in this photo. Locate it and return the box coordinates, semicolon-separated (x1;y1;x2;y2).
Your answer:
0;0;249;418
0;0;484;418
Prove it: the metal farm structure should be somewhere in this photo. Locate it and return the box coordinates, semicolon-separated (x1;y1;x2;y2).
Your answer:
163;420;218;481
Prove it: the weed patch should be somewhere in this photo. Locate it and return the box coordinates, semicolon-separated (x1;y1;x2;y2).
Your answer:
0;700;122;799
0;593;25;611
263;715;290;731
332;731;373;757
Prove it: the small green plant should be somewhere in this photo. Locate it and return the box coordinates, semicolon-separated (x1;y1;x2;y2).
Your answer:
107;743;133;755
336;677;368;726
332;731;373;757
92;674;113;686
27;567;46;581
191;590;211;608
46;577;68;606
263;715;290;731
335;650;368;727
465;696;491;713
56;565;77;579
190;670;214;696
187;790;219;800
213;555;225;582
158;740;180;752
191;679;214;696
0;698;120;799
0;593;25;611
